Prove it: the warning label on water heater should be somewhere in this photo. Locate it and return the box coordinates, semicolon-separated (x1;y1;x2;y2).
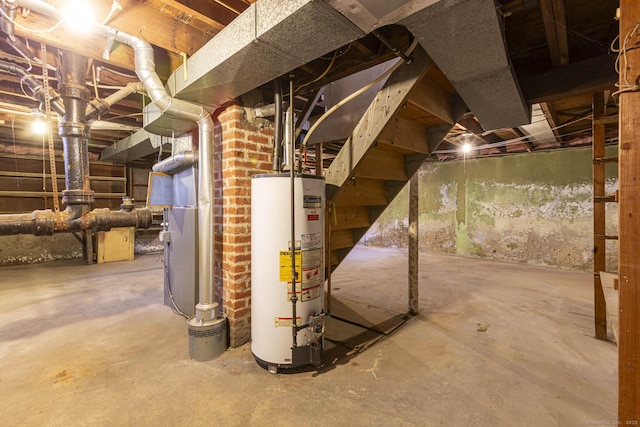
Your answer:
280;247;322;302
279;250;302;283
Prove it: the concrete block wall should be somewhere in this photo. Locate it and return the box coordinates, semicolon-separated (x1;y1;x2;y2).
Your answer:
214;102;273;347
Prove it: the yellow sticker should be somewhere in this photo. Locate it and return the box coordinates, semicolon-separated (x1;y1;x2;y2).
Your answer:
279;250;302;282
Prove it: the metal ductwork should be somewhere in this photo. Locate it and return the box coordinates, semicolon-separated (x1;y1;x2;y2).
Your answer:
152;151;196;174
100;129;173;163
108;27;225;345
166;0;365;107
161;0;528;130
397;0;530;128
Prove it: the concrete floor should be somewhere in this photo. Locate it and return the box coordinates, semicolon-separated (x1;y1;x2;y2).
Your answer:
0;246;616;426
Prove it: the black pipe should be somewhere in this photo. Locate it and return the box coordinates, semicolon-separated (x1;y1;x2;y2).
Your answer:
0;207;152;236
58;51;93;219
0;59;65;115
372;29;413;64
272;78;283;172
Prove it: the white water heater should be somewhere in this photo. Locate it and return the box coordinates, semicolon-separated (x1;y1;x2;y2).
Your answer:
251;174;325;372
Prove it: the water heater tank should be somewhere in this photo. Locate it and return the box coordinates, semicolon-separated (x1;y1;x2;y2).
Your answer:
251;174;325;371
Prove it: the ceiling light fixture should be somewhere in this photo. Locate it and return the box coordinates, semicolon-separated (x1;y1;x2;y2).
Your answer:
31;117;47;135
31;108;47;135
461;142;472;154
63;0;96;33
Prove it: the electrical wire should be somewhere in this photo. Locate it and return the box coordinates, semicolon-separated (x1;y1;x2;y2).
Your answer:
295;49;338;93
433;115;595;154
300;39;420;157
611;21;640;98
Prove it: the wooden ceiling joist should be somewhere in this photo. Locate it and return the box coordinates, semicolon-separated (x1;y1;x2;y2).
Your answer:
539;0;570;67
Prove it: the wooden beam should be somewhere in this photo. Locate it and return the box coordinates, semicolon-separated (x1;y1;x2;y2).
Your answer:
619;1;640;419
457;115;485;135
147;0;225;32
592;92;608;341
408;173;419;315
404;76;454;124
174;0;239;26
100;0;212;55
13;1;194;73
520;55;617;104
325;46;431;195
539;0;569;67
540;102;562;140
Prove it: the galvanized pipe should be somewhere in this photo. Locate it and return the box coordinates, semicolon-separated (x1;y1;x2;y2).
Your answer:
85;82;143;120
58;50;94;219
0;60;65;116
152;151;196;174
272;79;283;171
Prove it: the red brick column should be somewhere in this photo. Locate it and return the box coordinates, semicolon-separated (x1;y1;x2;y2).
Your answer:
214;103;273;347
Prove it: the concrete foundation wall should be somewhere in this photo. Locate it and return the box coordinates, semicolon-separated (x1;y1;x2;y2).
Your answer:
0;233;163;266
0;234;83;265
363;146;619;272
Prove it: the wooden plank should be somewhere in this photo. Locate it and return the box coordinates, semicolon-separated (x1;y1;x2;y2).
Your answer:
332;206;370;231
174;0;239;26
324;46;431;193
13;1;190;73
593;115;619;126
333;178;388;207
600;272;620;343
404;76;454;124
539;0;569;67
149;0;225;31
540;102;562;140
104;0;213;56
520;55;617;104
619;1;640;419
330;229;354;251
378;115;430;155
329;250;340;267
592;92;607;341
408;173;419;315
354;149;407;181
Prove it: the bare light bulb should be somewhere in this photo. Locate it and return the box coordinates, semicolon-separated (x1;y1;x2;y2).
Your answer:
31;118;47;135
461;142;472;154
64;0;95;33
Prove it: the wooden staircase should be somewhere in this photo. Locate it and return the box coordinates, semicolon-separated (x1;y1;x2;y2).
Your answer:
320;46;460;271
